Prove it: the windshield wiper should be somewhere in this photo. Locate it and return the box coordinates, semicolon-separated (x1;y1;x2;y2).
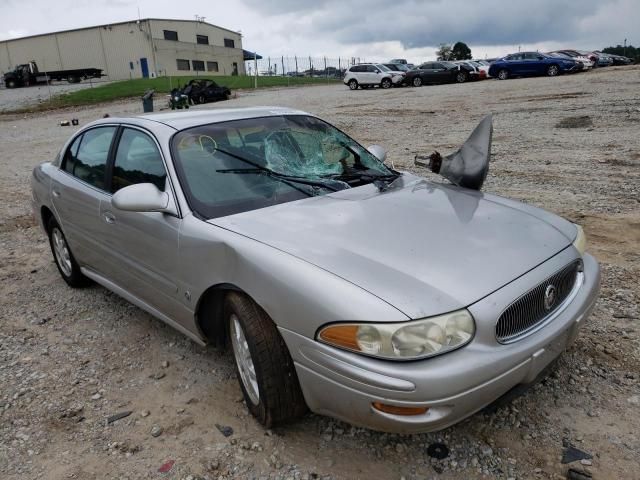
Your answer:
216;168;346;193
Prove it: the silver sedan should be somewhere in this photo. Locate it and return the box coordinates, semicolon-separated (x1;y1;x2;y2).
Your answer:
31;107;600;433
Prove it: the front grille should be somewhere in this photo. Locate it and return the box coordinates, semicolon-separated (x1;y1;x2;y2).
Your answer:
496;260;581;343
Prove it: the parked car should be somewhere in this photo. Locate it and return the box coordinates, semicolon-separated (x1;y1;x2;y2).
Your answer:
343;63;404;90
594;53;615;67
598;53;633;65
384;63;411;73
389;58;408;65
548;51;593;70
557;50;600;67
182;79;231;104
31;108;600;433
489;52;580;80
405;61;475;86
453;61;486;80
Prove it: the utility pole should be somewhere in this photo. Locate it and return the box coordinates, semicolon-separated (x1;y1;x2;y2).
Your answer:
624;38;627;57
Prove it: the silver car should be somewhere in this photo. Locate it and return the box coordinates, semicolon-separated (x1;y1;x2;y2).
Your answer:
31;107;600;433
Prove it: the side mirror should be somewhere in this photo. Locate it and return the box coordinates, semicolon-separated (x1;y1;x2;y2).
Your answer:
367;144;387;163
112;183;170;212
414;114;493;191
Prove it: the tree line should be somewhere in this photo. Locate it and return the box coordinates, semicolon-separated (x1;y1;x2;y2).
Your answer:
436;41;639;62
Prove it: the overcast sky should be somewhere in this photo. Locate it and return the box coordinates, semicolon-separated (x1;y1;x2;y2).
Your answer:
0;0;637;62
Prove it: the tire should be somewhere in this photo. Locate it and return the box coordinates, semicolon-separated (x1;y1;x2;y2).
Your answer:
348;79;358;90
47;217;90;288
226;292;307;427
455;71;468;83
497;69;509;80
6;79;17;88
380;78;392;89
412;76;422;87
67;75;80;84
547;64;559;77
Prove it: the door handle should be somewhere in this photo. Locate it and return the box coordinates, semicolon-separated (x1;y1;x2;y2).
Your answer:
52;190;61;197
102;212;116;224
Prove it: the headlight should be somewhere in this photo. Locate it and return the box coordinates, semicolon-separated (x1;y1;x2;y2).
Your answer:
317;309;475;360
573;224;587;255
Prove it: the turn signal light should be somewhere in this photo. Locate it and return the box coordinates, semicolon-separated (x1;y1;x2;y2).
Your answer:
372;402;429;416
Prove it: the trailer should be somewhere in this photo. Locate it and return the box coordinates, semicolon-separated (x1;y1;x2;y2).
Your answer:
3;61;105;88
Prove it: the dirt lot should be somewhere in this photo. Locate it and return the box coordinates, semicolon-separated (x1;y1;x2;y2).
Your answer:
0;80;110;113
1;66;639;480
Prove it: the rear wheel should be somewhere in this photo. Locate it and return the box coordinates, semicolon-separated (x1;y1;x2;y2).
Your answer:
412;76;422;87
67;75;81;83
380;78;392;89
226;292;307;427
547;64;559;76
455;71;468;83
47;217;90;287
6;79;17;88
497;69;509;80
348;79;358;90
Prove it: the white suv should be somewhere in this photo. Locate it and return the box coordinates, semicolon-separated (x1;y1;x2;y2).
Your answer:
343;63;404;90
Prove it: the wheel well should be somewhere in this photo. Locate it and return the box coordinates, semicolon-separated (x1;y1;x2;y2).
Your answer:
195;283;244;347
41;206;54;232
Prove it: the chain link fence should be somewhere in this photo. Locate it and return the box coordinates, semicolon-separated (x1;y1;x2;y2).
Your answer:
242;56;369;86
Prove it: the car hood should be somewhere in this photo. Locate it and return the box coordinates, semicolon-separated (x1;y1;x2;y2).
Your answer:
210;175;575;319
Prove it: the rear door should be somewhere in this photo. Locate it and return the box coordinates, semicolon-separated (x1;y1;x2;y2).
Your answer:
505;53;525;74
51;126;117;274
98;126;183;317
431;62;452;83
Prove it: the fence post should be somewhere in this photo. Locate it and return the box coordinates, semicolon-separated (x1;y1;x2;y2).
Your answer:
282;56;285;76
309;56;312;76
268;57;271;75
324;56;328;84
295;56;298;76
254;52;258;88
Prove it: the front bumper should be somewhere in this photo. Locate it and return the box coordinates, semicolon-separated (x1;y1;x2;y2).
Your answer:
281;250;600;433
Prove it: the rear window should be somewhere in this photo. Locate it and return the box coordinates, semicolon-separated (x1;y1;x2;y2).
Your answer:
63;127;116;190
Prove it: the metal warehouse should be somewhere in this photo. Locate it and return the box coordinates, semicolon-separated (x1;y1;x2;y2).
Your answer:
0;18;245;80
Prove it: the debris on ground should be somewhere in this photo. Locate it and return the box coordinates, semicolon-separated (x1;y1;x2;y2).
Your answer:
427;442;450;460
215;424;234;437
106;410;132;424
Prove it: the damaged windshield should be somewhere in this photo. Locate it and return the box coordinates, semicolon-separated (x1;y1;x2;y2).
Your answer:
171;115;397;219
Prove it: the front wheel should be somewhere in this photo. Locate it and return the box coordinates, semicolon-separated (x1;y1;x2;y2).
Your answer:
497;69;509;80
348;79;358;90
6;79;17;88
380;78;392;89
47;217;90;287
412;76;422;87
547;64;559;76
226;292;307;427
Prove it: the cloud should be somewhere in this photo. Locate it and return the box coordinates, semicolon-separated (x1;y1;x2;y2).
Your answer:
241;0;637;51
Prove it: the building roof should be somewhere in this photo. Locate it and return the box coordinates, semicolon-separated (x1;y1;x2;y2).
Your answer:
0;18;242;44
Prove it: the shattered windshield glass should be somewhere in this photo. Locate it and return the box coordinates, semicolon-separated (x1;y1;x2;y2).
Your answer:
171;115;397;219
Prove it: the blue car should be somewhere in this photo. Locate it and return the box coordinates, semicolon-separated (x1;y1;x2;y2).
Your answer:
489;52;579;80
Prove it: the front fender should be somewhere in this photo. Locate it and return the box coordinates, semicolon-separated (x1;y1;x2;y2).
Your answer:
178;215;409;339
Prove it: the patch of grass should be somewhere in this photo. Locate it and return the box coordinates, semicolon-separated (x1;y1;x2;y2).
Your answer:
6;75;341;113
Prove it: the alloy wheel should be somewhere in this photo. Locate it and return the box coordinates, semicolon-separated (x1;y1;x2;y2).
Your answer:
230;314;260;405
52;227;72;277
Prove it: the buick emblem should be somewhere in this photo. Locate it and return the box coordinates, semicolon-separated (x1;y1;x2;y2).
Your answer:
544;284;557;311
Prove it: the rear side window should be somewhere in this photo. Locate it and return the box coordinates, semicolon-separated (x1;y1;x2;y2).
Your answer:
111;128;167;193
63;127;116;190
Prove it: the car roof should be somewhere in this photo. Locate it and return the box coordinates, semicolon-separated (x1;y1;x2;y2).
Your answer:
87;107;312;131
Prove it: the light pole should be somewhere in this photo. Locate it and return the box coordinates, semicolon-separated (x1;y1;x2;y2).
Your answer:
624;38;627;57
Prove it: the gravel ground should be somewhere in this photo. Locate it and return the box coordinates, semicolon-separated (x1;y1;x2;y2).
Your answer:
1;66;639;480
0;80;111;112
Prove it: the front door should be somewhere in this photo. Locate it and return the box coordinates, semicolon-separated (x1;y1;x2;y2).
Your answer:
140;58;149;78
98;126;183;318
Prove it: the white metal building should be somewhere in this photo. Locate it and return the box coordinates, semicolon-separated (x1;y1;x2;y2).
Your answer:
0;18;245;80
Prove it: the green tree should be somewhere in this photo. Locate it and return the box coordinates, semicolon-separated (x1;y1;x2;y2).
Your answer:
602;44;638;61
451;41;472;60
436;43;453;61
